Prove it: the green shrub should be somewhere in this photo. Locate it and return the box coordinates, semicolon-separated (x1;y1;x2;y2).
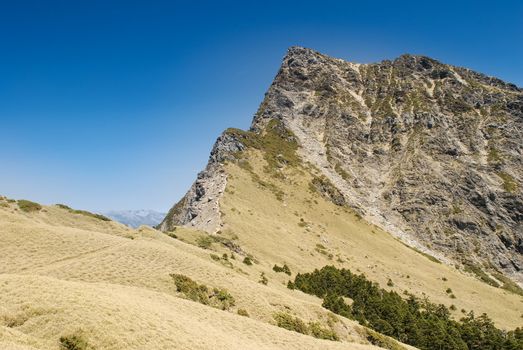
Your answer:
237;309;249;317
387;279;394;287
273;264;291;275
487;147;503;164
17;200;42;212
259;272;268;285
242;256;253;265
56;204;72;210
273;313;339;341
497;172;518;193
213;288;235;310
196;236;214;249
365;328;406;350
170;274;235;310
165;231;178;239
274;312;309;335
322;293;352;318
59;333;88;350
171;273;209;304
315;243;331;257
308;322;339;341
210;254;221;261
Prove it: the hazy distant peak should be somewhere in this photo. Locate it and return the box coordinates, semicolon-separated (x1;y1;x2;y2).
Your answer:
103;209;166;228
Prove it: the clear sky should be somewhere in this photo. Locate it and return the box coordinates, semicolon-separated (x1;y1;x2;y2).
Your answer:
1;1;522;212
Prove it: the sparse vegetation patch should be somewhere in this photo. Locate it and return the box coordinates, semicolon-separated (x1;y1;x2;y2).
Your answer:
170;274;235;310
309;176;346;206
59;332;88;350
497;172;518;193
225;119;300;178
364;328;407;350
17;200;42;213
197;236;214;249
273;263;291;275
237;309;249;317
491;271;523;296
273;312;339;341
463;263;500;287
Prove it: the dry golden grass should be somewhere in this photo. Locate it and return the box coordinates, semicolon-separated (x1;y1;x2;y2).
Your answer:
0;274;383;350
220;151;522;330
0;201;383;349
2;143;520;349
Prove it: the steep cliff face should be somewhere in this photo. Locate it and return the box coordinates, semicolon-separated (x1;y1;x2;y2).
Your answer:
158;132;246;233
161;47;522;282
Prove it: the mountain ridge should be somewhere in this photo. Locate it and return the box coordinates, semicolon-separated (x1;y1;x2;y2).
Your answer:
161;46;523;285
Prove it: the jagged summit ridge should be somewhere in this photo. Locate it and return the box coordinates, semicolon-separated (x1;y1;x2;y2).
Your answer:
161;47;523;283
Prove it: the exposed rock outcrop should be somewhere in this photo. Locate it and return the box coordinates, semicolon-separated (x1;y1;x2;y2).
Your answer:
158;131;245;233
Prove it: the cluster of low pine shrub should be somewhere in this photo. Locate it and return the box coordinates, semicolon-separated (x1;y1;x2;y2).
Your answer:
237;308;249;317
273;312;338;341
288;266;523;350
258;272;268;285
272;263;291;275
170;274;235;310
196;236;214;249
242;256;253;265
59;332;88;350
17;200;42;212
210;253;233;268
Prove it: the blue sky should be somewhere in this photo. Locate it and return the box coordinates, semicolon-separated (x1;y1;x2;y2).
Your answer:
1;1;522;212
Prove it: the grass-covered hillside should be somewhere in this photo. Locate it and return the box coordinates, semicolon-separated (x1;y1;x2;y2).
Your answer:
0;196;390;350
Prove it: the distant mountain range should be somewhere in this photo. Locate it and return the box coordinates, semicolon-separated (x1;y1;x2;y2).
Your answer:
103;209;166;228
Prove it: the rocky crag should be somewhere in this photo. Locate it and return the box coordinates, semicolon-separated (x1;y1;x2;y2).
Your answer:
161;47;523;284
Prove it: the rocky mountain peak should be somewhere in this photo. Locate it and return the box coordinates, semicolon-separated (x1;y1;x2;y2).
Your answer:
162;47;523;284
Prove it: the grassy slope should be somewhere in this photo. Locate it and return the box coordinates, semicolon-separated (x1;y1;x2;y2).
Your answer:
0;200;384;350
219;151;522;330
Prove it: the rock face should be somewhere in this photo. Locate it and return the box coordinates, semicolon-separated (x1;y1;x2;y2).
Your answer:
158;132;244;233
161;46;523;282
